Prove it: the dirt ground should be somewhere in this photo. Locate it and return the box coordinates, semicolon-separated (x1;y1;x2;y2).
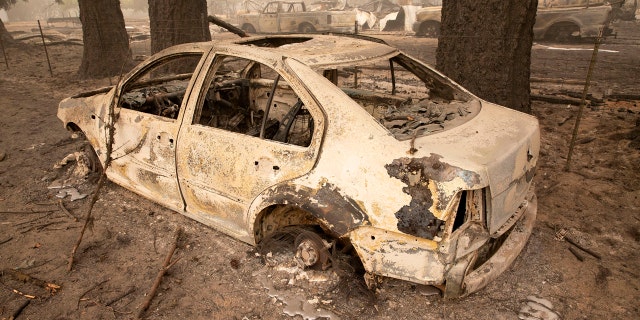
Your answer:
1;20;639;320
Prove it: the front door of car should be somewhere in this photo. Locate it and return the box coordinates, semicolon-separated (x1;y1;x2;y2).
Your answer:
175;54;323;243
260;2;280;32
109;50;208;211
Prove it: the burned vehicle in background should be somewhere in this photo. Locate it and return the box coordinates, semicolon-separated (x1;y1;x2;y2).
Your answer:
57;34;539;297
413;3;614;42
237;1;355;33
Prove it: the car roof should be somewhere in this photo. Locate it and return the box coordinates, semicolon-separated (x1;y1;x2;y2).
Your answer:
217;34;401;69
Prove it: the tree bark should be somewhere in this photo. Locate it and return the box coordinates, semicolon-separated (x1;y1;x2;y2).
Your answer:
436;0;538;113
0;18;14;44
149;0;211;55
77;0;132;79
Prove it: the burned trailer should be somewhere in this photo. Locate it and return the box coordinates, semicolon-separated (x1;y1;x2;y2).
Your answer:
58;34;538;298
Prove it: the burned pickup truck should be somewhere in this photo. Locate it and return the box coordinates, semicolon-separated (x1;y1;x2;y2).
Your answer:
414;3;614;41
58;34;538;297
237;1;356;33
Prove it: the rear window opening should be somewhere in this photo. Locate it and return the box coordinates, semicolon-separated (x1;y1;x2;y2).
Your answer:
325;53;480;140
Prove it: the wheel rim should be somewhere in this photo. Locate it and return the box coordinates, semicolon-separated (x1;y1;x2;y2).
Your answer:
548;24;579;43
294;230;330;270
300;24;315;33
420;22;440;38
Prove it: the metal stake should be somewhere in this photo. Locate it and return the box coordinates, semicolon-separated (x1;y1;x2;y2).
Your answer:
565;22;607;171
37;20;53;77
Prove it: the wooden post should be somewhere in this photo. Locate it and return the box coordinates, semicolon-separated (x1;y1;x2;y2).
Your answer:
37;20;53;77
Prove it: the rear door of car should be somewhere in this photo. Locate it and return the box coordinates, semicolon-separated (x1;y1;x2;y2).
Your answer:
260;2;281;32
174;53;324;242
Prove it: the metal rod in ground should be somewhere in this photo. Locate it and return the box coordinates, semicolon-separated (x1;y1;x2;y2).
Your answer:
565;22;607;171
0;36;8;70
37;20;53;77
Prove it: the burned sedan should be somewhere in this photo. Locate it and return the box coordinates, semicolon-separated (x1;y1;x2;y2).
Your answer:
58;34;539;297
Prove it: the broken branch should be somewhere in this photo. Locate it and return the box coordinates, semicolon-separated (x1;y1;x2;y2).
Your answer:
58;200;78;222
1;210;55;214
136;228;182;319
15;213;52;226
67;62;125;272
568;246;585;262
77;279;108;309
67;173;106;271
0;236;12;246
2;268;61;293
105;286;136;307
207;15;249;38
565;236;602;260
10;299;31;320
531;93;588;106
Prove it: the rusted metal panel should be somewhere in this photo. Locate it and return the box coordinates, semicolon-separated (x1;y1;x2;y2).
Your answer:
349;226;445;284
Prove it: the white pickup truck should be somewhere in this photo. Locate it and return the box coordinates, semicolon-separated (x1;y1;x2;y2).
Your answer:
413;4;615;42
238;1;356;34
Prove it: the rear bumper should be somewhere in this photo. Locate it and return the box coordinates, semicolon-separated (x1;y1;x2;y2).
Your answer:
462;193;537;295
349;191;537;296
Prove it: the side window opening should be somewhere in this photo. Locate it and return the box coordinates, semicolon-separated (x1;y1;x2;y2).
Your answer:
193;55;314;147
119;54;203;120
264;2;279;14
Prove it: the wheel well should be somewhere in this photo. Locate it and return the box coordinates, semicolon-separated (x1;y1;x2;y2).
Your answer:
253;204;324;244
421;20;440;27
546;21;580;37
419;20;440;35
298;22;315;32
242;23;255;31
66;122;82;132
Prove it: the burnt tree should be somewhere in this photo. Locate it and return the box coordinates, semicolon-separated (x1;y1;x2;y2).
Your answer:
0;0;18;44
0;18;11;44
148;0;210;54
436;0;538;113
77;0;132;78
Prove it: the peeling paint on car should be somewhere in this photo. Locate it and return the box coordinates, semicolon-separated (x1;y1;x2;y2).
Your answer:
385;154;482;239
259;182;370;237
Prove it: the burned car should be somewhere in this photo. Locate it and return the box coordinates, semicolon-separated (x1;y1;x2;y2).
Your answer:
58;34;539;297
413;4;615;42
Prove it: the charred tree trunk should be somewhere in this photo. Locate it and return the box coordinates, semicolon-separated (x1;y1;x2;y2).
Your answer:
148;0;211;54
436;0;538;113
77;0;132;79
0;18;14;44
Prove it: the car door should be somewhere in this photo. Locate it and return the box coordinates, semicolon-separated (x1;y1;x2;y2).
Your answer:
108;48;208;211
260;2;281;32
175;54;323;243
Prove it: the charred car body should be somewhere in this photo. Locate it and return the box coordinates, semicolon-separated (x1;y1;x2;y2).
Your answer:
58;34;539;297
237;1;356;34
413;4;614;41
